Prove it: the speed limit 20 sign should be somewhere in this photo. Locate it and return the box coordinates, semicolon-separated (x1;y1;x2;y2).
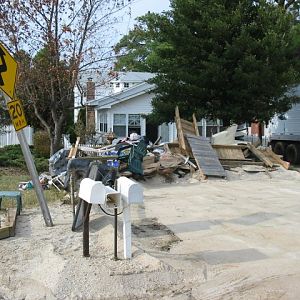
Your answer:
7;99;27;131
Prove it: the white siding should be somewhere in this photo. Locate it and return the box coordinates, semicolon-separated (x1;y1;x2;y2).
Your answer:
109;93;153;114
98;93;153;137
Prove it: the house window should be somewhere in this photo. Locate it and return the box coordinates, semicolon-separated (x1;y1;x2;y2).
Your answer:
98;112;107;132
116;82;120;88
113;114;126;137
124;82;129;88
128;114;141;135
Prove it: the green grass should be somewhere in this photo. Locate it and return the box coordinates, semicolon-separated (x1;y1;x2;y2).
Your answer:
0;145;64;209
0;169;65;209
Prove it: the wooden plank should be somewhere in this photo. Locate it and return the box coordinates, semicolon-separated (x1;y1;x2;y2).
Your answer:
192;113;200;136
263;148;290;170
213;145;245;160
181;118;194;128
175;106;187;152
220;160;264;167
182;127;197;136
212;144;247;149
181;122;195;131
68;136;80;159
0;208;17;239
185;134;226;178
247;143;273;167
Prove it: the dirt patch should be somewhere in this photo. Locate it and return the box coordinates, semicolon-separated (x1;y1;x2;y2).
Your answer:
132;217;182;252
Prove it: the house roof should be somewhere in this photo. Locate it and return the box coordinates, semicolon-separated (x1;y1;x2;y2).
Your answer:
88;81;155;109
111;72;155;83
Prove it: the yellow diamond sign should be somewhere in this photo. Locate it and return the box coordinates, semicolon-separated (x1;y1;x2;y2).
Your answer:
0;42;18;99
7;98;27;131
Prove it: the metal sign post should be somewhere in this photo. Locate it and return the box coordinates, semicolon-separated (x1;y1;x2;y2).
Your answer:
1;42;53;227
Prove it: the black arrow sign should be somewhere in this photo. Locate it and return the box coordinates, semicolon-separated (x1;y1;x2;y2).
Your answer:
0;46;7;86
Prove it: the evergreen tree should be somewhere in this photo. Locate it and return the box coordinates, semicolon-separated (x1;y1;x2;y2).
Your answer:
115;0;300;125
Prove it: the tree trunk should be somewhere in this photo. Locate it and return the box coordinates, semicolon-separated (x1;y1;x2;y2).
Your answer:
50;118;65;156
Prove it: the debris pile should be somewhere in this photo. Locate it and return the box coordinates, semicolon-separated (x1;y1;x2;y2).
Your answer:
42;107;291;191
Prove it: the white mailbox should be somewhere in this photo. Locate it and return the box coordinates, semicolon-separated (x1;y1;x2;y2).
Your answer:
117;177;144;204
104;186;121;208
79;178;121;207
79;178;106;204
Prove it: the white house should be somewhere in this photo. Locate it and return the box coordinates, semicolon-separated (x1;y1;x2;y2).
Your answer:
77;71;163;143
74;71;223;143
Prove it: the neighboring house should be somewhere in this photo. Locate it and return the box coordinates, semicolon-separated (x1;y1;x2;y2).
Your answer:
89;72;156;140
74;71;224;143
74;71;160;142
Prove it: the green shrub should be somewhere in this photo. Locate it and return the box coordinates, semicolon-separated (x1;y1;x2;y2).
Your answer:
33;131;50;157
0;145;25;168
35;157;49;173
0;144;49;172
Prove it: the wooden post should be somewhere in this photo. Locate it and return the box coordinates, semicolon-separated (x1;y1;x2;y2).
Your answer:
192;113;200;136
83;201;92;257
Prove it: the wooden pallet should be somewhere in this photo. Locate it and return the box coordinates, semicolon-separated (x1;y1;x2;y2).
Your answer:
185;134;226;178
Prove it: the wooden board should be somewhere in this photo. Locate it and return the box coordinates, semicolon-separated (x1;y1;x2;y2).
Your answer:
212;144;246;160
175;107;199;155
68;136;80;159
185;134;226;178
247;143;273;167
0;208;17;239
260;148;290;170
220;160;264;168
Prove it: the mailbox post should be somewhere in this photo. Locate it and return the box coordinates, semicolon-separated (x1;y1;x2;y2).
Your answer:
117;177;144;259
79;178;121;258
78;177;143;259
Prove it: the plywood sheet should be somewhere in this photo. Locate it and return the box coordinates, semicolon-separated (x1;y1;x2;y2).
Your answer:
212;145;246;160
186;134;226;178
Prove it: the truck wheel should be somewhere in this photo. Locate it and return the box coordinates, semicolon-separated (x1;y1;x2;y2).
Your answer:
286;144;300;164
273;141;286;158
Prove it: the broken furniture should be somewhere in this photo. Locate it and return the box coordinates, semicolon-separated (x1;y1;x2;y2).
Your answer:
0;191;22;215
49;172;66;191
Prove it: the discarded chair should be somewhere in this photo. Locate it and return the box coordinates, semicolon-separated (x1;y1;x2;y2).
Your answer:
117;140;147;175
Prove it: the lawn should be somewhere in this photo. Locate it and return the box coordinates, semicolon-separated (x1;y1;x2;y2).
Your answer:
0;167;65;209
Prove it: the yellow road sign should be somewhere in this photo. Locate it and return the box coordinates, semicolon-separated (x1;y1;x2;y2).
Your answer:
7;99;27;131
0;42;18;99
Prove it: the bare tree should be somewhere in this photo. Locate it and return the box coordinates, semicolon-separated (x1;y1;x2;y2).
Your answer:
0;0;132;155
